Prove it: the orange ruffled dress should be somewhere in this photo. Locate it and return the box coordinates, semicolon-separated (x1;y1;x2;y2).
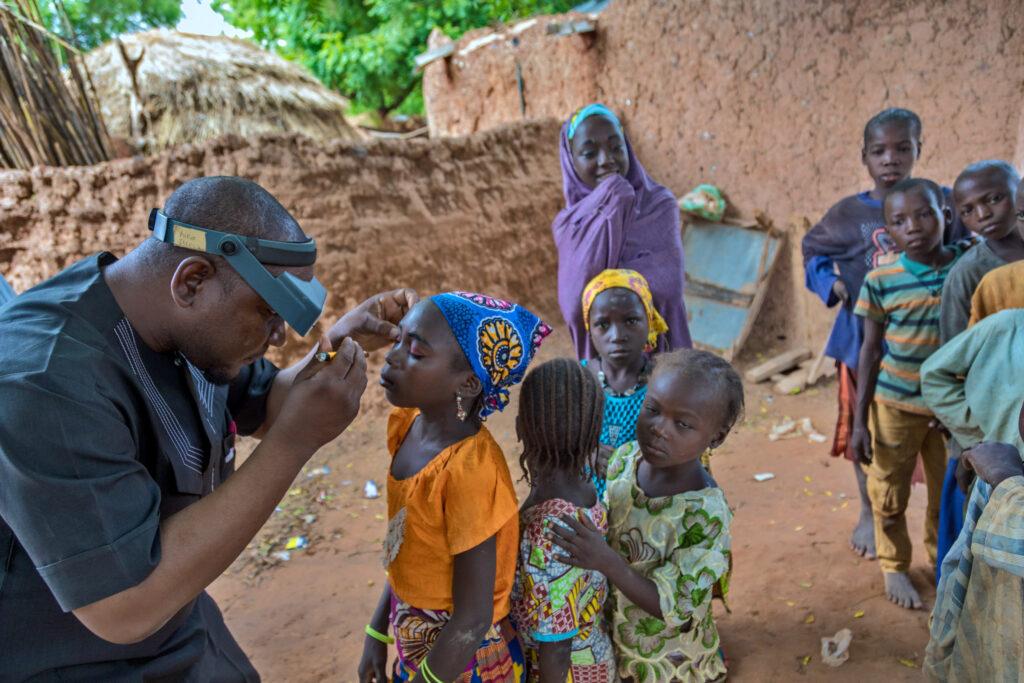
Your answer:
385;407;524;681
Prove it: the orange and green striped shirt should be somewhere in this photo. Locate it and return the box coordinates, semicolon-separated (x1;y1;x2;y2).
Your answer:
854;245;968;414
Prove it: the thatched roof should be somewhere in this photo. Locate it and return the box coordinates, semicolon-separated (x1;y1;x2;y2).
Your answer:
85;30;361;151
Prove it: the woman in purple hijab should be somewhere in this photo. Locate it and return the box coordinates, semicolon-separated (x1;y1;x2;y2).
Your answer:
553;104;691;359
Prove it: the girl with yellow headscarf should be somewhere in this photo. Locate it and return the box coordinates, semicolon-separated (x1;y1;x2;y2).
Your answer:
580;269;668;499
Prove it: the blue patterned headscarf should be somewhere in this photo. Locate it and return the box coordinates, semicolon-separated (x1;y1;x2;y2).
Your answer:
567;103;622;140
430;291;551;418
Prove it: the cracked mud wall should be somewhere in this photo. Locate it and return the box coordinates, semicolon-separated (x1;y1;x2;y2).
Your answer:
0;121;565;363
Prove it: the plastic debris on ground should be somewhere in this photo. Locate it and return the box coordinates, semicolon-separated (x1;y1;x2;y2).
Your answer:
799;417;828;443
271;550;291;562
821;628;852;667
364;480;380;499
306;465;331;478
753;472;775;482
768;416;828;443
302;514;317;524
768;418;797;441
285;535;308;550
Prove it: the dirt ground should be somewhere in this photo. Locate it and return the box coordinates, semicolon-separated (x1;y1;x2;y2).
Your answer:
210;330;936;681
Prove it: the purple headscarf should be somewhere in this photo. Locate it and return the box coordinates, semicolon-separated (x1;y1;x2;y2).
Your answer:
553;110;692;359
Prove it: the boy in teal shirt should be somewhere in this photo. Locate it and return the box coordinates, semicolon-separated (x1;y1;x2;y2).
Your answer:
921;309;1024;679
852;178;971;610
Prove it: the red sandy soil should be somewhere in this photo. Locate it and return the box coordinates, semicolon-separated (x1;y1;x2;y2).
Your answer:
210;331;935;681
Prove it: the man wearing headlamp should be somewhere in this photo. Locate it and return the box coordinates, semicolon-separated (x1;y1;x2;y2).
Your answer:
0;177;416;680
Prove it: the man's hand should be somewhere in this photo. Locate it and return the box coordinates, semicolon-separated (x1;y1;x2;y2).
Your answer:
266;336;367;455
850;425;873;465
329;288;418;352
962;442;1024;489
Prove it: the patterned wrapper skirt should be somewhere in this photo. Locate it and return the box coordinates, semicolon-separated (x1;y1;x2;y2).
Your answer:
390;594;525;682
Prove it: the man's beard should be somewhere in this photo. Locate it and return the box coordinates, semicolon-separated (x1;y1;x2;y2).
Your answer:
175;336;239;387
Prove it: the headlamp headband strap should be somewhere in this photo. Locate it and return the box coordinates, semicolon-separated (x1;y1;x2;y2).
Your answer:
148;209;316;267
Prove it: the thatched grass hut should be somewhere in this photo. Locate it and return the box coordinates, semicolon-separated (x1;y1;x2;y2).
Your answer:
85;30;361;152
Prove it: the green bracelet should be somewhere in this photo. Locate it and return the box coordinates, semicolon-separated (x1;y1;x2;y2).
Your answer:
364;624;394;645
419;660;444;683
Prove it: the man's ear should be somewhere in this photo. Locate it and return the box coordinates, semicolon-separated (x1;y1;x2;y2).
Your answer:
170;256;217;309
942;203;954;230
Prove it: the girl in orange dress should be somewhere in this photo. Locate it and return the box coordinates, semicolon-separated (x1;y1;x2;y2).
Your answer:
358;292;549;683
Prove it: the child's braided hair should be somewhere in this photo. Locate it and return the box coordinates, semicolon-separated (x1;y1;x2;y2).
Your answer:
651;348;745;438
518;358;604;487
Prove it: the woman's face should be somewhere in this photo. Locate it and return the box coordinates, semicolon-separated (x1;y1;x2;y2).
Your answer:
571;116;629;188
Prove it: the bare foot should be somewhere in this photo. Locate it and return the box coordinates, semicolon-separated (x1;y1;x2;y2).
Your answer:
884;572;923;609
849;513;877;559
850;462;877;559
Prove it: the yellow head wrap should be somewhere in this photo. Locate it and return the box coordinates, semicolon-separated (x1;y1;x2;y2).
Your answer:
582;269;668;350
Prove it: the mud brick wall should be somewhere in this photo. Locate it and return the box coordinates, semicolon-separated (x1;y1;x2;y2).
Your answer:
424;0;1024;352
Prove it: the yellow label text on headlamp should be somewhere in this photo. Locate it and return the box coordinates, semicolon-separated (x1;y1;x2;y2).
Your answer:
174;225;207;252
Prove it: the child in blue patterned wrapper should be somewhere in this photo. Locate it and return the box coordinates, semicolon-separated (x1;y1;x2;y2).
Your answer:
580;269;668;501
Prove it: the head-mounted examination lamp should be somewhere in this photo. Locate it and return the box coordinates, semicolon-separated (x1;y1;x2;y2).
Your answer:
149;209;327;335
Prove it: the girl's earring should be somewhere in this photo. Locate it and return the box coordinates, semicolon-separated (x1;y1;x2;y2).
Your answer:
455;394;467;422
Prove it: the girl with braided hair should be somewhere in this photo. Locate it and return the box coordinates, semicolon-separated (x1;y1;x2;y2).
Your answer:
510;358;617;682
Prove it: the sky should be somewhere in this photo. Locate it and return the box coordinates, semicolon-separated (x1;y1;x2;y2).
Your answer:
175;0;249;37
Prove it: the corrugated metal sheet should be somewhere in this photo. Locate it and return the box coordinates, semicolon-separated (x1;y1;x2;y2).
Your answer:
683;221;783;359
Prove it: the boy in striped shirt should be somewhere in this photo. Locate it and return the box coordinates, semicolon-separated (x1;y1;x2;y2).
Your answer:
851;178;972;610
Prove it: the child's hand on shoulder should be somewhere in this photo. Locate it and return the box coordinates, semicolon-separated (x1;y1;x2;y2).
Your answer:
549;513;616;573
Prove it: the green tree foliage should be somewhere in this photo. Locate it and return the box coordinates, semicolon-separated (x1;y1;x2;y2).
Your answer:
43;0;182;50
214;0;576;116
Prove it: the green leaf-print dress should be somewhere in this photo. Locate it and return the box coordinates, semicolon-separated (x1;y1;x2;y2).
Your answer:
605;442;732;682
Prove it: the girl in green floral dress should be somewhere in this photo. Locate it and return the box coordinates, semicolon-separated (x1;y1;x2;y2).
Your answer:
549;349;743;682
